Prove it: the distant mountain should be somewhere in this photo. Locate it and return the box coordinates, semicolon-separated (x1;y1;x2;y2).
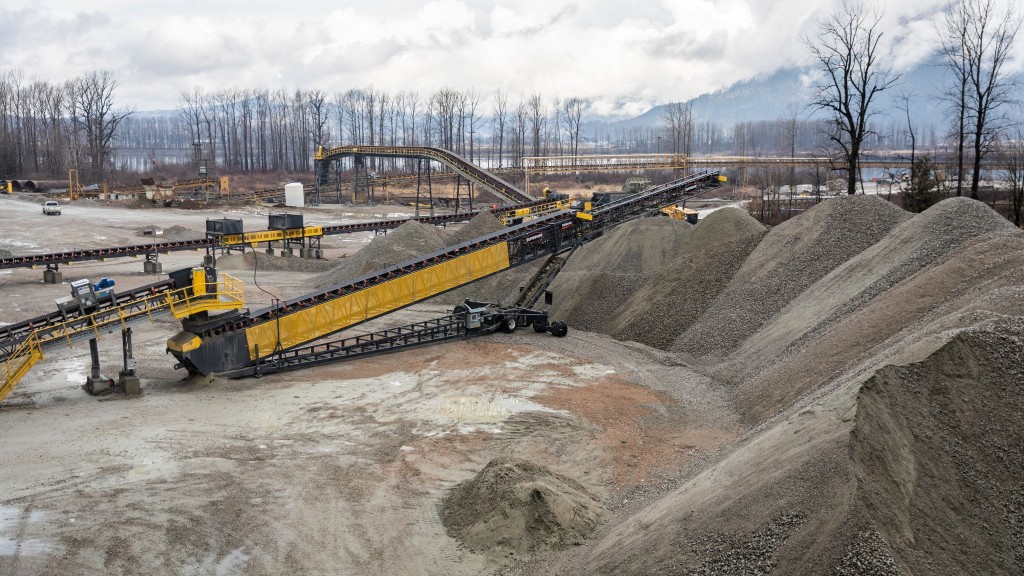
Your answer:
611;59;983;132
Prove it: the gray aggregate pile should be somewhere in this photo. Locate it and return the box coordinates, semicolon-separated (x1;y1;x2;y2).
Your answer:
216;251;336;274
606;208;766;350
546;216;692;333
134;224;199;242
673;195;909;359
447;211;506;245
310;220;450;289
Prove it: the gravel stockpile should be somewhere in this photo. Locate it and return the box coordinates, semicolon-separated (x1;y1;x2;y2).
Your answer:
310;220;450;289
427;259;545;307
439;457;603;556
851;325;1024;575
711;197;1022;380
545;217;692;333
447;211;506;245
672;195;909;360
606;208;766;350
134;224;200;241
215;251;336;274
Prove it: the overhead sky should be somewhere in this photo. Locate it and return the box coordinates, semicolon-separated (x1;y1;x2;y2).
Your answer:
1;0;1020;116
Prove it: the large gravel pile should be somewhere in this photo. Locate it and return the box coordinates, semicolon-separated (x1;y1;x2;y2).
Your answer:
215;251;336;274
713;197;1022;380
439;457;603;556
545;216;692;333
427;259;545;307
310;220;450;288
447;211;505;245
852;324;1024;575
606;208;766;350
672;195;909;360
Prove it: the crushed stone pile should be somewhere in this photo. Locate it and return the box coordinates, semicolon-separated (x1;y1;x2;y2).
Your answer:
707;197;1022;388
674;195;909;360
310;220;450;289
851;323;1024;575
0;247;12;258
605;208;766;350
427;259;545;307
134;225;200;242
439;457;603;556
215;251;336;274
576;320;1024;575
447;211;506;245
546;216;692;333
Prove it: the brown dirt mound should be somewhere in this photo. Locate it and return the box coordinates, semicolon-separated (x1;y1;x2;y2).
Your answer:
606;208;766;350
545;216;692;333
674;195;909;360
310;220;450;288
439;457;603;556
852;323;1024;575
448;211;505;245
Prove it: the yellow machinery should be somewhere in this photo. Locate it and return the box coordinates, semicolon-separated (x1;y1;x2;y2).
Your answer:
660;204;699;224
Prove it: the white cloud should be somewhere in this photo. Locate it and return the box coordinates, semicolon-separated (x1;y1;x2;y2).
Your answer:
0;0;1012;114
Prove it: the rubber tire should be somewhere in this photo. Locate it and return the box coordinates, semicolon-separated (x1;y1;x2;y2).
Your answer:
533;321;548;333
503;316;517;333
550;320;568;337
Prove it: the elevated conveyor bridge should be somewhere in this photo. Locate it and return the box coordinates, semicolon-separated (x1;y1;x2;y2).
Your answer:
315;145;534;205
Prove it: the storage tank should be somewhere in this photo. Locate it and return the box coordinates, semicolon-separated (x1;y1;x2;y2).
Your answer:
284;183;304;207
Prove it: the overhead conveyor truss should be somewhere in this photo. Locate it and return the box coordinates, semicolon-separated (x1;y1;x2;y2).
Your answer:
314;145;535;205
167;170;722;377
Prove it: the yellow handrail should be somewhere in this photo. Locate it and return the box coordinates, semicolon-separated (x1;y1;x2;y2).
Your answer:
0;333;44;402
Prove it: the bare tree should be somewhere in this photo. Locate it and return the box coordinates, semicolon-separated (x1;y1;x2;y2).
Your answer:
492;90;508;168
527;93;545;157
70;70;132;181
806;1;899;195
562;97;585;158
942;0;1022;199
895;90;918;193
1000;130;1024;226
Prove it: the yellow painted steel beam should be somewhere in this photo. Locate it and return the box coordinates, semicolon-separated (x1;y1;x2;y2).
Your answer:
219;226;323;247
244;242;511;360
0;334;43;402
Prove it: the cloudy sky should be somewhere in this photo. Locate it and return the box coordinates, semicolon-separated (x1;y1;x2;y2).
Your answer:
2;0;1019;116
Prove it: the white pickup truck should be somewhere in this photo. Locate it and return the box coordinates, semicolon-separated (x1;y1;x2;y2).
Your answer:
42;200;61;215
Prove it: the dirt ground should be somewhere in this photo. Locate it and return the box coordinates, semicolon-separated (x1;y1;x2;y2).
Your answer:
0;193;735;575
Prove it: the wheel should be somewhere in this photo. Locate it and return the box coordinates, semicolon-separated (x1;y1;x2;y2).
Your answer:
533;320;548;333
550;320;568;337
502;316;517;333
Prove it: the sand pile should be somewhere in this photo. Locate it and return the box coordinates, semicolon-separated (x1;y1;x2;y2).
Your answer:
447;211;506;245
311;220;450;288
439;458;603;555
674;195;909;360
605;208;766;350
215;251;335;274
545;216;692;333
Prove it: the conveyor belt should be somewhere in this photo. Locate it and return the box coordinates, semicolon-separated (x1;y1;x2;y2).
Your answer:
0;199;570;271
0;278;177;358
168;171;721;376
315;145;534;204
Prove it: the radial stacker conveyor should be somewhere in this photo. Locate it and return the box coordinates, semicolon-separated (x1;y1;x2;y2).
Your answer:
0;170;721;402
